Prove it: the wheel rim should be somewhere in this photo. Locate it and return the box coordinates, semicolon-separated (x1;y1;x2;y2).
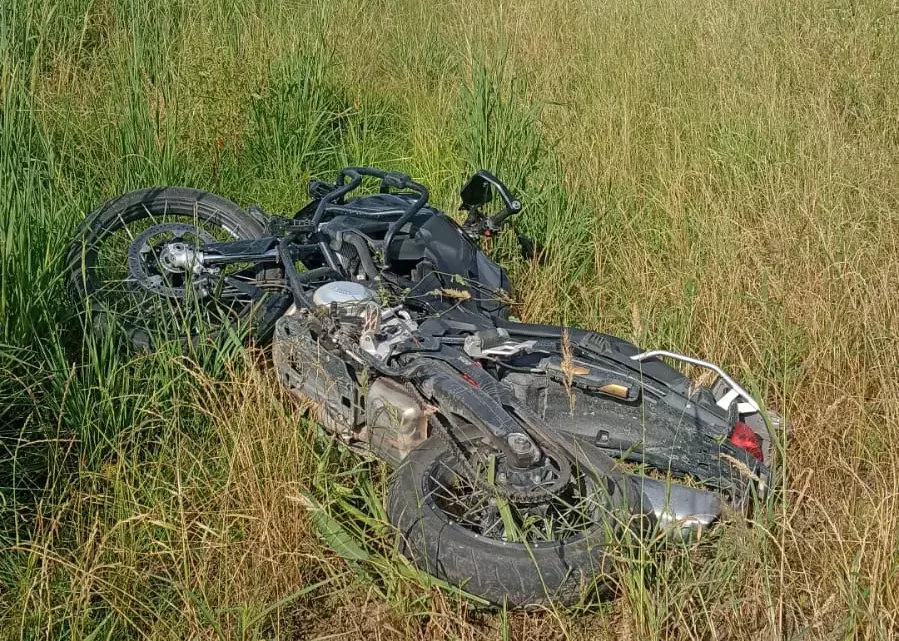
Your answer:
127;223;217;298
73;204;280;347
423;441;609;545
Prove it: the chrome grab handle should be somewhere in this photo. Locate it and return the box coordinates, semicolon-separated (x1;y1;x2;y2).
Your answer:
630;349;760;414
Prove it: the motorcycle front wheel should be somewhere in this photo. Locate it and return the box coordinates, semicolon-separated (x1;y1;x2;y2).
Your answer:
66;187;286;351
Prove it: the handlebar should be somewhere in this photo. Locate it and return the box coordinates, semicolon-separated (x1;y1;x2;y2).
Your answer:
487;198;522;230
459;169;522;236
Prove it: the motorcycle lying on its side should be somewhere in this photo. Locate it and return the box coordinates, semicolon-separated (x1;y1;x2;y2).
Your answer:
66;167;781;607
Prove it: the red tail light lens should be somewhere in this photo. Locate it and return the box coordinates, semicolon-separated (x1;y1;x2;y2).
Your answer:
729;422;764;461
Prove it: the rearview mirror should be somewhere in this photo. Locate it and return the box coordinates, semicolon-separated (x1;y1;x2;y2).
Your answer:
460;172;494;210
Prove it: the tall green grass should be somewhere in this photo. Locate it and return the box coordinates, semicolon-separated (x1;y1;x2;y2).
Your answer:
2;0;899;638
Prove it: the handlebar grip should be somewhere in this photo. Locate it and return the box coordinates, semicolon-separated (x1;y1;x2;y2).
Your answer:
487;199;522;230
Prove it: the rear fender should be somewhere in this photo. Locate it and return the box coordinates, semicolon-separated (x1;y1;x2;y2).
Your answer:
501;331;734;440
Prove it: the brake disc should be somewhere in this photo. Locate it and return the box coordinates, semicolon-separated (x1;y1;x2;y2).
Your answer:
127;223;217;298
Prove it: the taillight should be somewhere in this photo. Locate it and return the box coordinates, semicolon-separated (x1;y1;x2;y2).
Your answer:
729;422;764;461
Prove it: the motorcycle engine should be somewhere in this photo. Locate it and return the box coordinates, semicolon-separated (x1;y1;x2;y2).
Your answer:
312;281;417;361
312;280;376;309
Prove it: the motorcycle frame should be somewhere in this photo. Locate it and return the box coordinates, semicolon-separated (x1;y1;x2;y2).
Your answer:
179;166;764;428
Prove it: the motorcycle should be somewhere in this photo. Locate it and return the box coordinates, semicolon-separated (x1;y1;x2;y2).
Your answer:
66;166;779;607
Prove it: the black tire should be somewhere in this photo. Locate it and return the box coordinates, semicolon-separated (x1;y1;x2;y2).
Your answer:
66;187;286;351
387;436;620;608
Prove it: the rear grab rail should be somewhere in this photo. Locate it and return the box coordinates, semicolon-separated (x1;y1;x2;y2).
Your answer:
630;349;760;414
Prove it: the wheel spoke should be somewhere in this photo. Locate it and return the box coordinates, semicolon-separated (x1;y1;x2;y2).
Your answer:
141;203;160;227
74;206;270;347
116;212;134;241
426;443;599;544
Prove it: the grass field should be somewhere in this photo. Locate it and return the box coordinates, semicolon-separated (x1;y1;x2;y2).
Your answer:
2;0;899;638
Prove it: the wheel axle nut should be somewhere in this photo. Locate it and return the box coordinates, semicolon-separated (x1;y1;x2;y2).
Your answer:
507;432;533;455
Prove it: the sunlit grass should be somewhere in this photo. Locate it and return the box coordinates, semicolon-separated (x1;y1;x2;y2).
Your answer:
2;0;899;638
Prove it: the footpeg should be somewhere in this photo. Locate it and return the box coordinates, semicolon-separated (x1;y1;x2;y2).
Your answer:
463;328;536;359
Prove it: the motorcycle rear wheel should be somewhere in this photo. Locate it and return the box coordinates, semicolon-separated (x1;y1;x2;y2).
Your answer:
387;434;626;607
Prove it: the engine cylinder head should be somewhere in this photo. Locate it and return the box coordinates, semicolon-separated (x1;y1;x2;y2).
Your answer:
312;281;376;308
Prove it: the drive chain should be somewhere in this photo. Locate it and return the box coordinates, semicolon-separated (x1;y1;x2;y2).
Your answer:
426;410;572;505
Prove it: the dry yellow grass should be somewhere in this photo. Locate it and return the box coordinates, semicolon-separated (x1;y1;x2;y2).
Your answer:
3;0;899;638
